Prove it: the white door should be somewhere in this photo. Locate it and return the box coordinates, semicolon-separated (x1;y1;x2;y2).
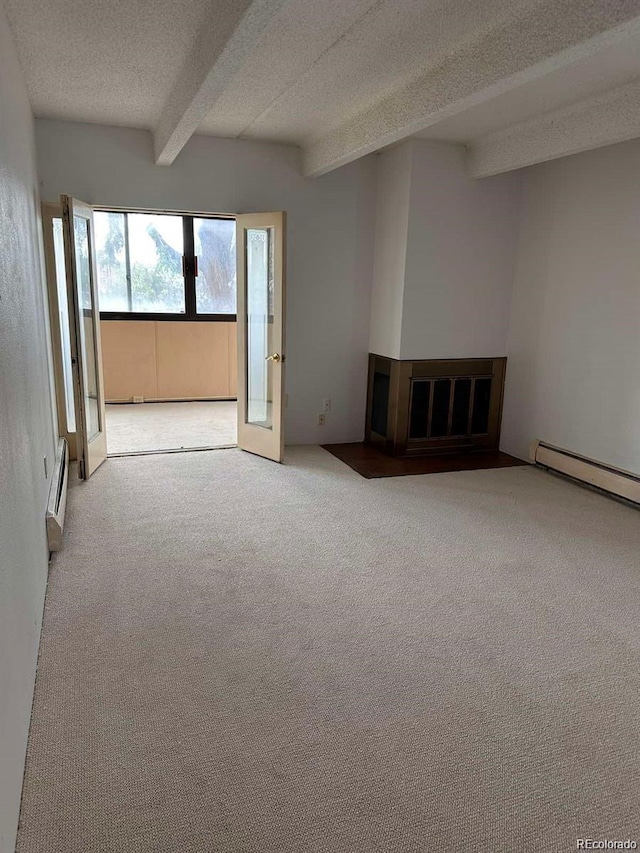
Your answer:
61;196;107;478
236;212;286;462
42;202;78;461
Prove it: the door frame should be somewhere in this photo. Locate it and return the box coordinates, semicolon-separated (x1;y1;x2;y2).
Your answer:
61;195;108;478
42;201;78;460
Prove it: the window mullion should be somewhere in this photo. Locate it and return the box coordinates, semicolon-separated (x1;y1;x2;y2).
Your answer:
123;211;132;312
183;215;196;318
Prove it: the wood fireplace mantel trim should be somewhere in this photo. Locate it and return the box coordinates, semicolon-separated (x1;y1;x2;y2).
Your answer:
365;354;507;458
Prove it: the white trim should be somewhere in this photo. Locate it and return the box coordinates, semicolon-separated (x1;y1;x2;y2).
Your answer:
46;438;69;551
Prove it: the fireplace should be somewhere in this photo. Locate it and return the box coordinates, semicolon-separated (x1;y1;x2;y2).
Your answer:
365;355;506;456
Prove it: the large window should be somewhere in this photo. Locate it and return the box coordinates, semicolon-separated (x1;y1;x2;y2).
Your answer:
94;210;236;319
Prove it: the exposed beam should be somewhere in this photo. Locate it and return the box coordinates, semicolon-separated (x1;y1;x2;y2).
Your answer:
154;0;285;166
468;79;640;177
303;0;640;177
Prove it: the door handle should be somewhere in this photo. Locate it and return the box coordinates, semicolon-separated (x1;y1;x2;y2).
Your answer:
265;353;282;362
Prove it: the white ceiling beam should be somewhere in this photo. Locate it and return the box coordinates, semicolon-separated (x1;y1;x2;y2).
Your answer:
303;0;640;177
154;0;285;166
468;79;640;177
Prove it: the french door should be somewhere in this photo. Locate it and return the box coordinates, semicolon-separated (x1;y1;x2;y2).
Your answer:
236;212;286;462
42;203;77;461
60;196;107;478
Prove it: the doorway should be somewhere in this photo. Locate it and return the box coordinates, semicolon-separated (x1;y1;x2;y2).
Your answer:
96;209;238;456
43;201;286;474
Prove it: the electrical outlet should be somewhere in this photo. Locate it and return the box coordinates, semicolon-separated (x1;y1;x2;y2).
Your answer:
317;413;326;426
133;395;144;404
322;398;331;412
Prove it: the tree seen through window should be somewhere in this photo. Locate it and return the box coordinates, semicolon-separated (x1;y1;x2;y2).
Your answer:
94;210;236;316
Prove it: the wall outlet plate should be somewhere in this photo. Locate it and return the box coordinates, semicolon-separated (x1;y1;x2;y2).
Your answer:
322;398;331;412
133;396;144;404
317;413;326;426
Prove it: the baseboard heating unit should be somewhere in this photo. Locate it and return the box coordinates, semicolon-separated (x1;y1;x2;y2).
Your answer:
46;438;69;551
530;440;640;506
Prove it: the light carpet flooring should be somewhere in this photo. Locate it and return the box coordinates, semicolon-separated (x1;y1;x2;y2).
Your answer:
18;447;640;852
105;401;237;454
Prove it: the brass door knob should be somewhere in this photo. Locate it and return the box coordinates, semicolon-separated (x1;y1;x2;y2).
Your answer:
265;353;282;362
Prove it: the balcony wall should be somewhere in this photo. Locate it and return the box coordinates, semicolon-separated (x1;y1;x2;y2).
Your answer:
100;320;237;402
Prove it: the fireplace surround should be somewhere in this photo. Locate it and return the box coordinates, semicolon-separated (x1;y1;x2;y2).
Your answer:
365;354;507;457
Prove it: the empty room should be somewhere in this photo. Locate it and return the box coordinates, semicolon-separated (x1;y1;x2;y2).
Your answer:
1;1;639;852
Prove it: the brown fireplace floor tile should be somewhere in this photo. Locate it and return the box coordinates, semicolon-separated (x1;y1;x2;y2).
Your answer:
321;442;527;479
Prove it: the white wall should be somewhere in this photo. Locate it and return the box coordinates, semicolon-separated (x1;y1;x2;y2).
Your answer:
368;140;521;362
501;139;640;474
35;120;376;445
368;143;412;359
0;8;57;851
401;141;522;361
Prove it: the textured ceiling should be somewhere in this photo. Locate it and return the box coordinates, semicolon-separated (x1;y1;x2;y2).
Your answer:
415;28;640;143
5;0;640;174
198;0;518;143
2;0;216;127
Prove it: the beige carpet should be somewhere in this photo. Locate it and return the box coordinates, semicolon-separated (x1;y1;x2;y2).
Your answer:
105;401;237;454
17;447;640;852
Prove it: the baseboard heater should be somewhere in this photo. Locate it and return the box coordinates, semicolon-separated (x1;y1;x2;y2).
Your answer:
530;440;640;506
46;438;69;551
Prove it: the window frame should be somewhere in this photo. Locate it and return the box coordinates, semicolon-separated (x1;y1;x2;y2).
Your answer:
95;207;237;322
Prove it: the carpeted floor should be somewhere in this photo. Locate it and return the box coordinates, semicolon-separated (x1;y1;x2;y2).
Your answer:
105;401;237;454
17;447;640;852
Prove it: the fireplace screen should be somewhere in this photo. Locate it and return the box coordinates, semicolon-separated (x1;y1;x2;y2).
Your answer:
409;376;491;440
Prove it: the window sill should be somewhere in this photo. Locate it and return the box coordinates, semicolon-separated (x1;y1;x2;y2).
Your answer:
100;312;237;322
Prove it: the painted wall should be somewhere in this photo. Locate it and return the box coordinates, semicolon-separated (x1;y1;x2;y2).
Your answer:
501;139;640;474
0;8;57;852
368;143;411;360
401;141;522;361
35;120;376;445
368;140;522;363
101;321;237;402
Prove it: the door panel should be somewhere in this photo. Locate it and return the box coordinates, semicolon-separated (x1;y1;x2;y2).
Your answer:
236;212;286;462
61;196;107;478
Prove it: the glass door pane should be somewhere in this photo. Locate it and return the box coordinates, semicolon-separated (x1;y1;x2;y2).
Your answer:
74;215;101;441
246;228;274;429
52;218;76;433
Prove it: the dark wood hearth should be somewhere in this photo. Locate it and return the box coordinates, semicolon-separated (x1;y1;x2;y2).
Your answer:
322;443;526;479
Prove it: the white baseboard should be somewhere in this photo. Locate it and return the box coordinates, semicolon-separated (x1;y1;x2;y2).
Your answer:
46;438;69;551
529;440;640;505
